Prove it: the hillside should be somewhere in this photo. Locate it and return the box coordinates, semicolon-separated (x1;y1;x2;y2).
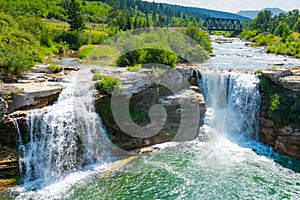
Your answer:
99;0;250;22
237;7;287;19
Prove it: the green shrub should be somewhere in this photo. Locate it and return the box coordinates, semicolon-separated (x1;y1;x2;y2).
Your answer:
48;65;61;73
97;76;121;94
259;77;300;128
126;64;142;72
254;69;262;76
15;88;25;94
117;48;179;68
92;71;102;81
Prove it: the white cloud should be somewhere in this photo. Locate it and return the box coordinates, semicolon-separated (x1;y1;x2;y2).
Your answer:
146;0;300;13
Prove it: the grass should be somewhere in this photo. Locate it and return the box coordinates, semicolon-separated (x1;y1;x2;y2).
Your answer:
83;45;120;66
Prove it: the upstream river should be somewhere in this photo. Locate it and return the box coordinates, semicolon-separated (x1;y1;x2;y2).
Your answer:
4;36;300;200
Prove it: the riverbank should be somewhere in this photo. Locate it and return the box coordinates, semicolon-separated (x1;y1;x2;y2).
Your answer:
258;67;300;160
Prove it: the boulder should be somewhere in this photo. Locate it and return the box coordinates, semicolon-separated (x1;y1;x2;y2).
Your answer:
261;68;292;84
7;83;62;112
281;76;300;93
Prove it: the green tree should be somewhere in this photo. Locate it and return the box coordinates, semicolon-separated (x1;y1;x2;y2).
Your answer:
67;0;85;31
274;22;292;38
251;10;272;33
293;18;300;33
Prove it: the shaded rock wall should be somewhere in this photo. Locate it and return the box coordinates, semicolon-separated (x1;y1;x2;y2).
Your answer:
259;67;300;160
95;84;206;151
0;120;19;192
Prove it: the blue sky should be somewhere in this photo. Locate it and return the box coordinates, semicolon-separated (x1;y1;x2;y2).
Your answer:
146;0;300;13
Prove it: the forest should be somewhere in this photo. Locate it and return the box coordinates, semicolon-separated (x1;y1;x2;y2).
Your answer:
241;9;300;58
0;0;299;78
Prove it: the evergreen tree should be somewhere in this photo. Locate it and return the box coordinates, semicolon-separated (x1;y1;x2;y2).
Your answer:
146;15;150;27
133;16;138;28
126;14;132;30
67;0;85;31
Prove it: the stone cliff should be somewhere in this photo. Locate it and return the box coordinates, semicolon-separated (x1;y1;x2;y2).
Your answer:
259;67;300;160
94;66;206;150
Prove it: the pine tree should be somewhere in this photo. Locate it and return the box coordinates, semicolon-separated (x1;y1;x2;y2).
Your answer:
126;14;132;30
67;0;85;31
133;16;138;29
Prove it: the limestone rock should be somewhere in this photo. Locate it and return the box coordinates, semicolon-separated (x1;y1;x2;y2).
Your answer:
0;98;8;123
139;146;154;154
260;118;274;128
261;68;292;84
275;135;300;160
7;83;62;112
281;76;300;93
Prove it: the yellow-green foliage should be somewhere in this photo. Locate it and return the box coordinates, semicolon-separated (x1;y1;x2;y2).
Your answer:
48;65;61;73
92;71;102;81
97;76;121;94
241;30;300;58
126;64;142;72
86;46;120;60
80;46;96;59
114;28;210;68
259;77;300;127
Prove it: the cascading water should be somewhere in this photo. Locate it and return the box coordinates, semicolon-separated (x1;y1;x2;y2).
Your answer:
19;68;111;189
198;69;261;142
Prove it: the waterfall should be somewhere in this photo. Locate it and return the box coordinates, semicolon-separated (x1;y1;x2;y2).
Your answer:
198;69;261;141
19;68;112;188
12;119;25;177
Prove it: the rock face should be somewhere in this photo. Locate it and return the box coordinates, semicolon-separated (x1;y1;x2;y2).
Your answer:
259;67;300;160
0;98;8;123
260;119;300;160
261;68;300;93
0;119;18;192
94;67;206;150
5;83;62;112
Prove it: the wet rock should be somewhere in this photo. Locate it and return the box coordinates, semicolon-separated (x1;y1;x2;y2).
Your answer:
259;118;300;160
139;146;154;153
275;135;300;160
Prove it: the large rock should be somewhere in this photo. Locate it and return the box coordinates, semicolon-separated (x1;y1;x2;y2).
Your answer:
6;83;62;112
275;135;300;160
261;68;292;84
259;118;300;160
281;76;300;93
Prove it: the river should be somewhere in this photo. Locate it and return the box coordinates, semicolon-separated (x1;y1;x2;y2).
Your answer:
4;36;300;200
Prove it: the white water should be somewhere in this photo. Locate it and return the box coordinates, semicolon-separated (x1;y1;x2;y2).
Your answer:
5;38;300;199
18;69;112;190
198;69;261;143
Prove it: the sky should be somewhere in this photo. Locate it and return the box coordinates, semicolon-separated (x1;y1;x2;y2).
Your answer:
146;0;300;13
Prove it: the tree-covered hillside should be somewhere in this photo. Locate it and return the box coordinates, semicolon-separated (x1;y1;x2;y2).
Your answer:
98;0;250;22
241;9;300;58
